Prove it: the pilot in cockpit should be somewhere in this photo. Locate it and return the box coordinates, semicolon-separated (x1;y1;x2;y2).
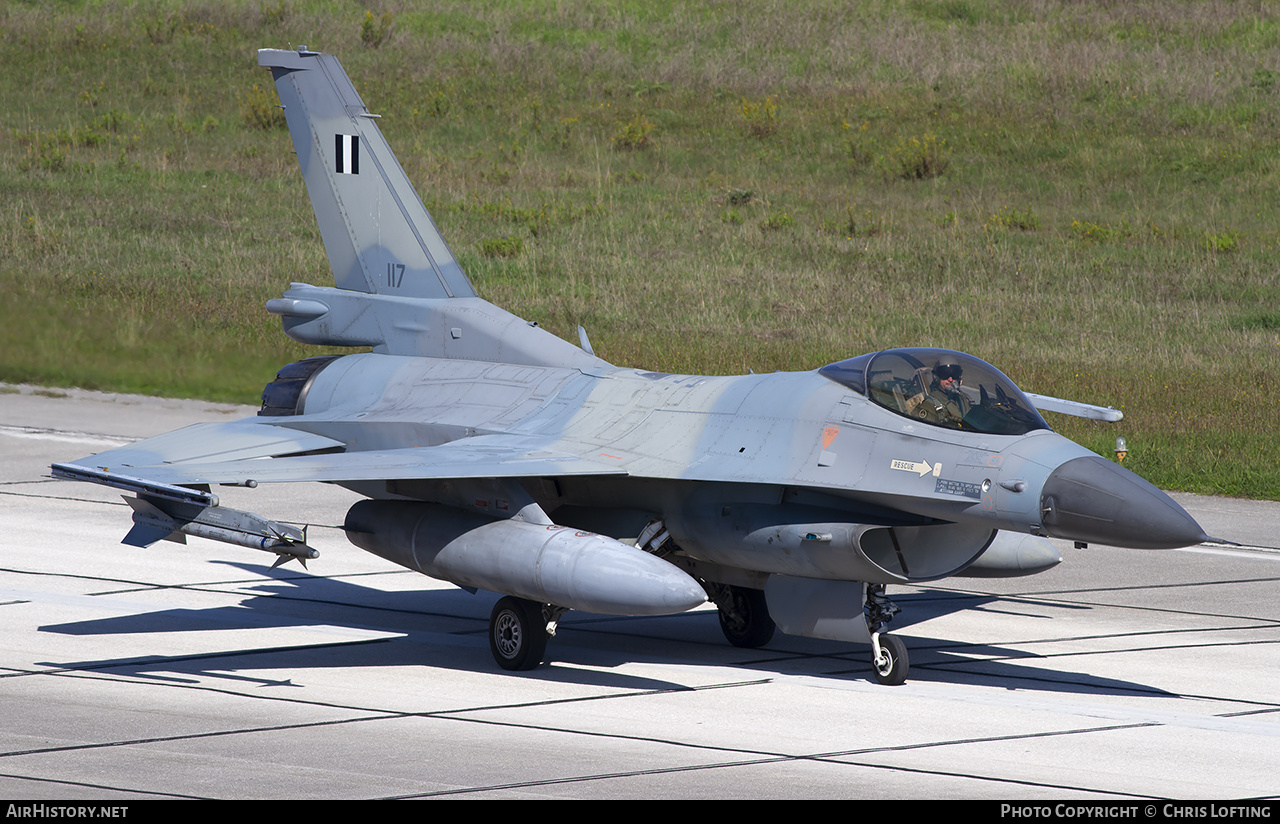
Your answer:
922;359;971;427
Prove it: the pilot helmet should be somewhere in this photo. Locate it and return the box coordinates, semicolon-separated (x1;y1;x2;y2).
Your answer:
933;359;964;382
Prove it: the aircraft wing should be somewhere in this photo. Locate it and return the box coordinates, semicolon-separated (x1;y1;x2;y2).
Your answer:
62;417;349;469
53;418;627;499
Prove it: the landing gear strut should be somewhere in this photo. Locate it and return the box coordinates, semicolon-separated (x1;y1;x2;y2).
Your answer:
865;584;908;686
489;596;561;671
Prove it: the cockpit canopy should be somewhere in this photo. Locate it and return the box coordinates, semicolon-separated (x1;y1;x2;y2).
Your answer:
819;348;1049;436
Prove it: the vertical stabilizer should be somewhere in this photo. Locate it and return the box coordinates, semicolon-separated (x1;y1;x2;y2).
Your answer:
258;47;476;300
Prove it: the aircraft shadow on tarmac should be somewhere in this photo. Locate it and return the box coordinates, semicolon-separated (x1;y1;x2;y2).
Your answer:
37;561;1175;697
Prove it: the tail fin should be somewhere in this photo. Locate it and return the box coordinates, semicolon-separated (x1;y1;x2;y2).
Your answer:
258;47;476;300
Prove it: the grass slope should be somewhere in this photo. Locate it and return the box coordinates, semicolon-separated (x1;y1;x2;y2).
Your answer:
2;1;1278;497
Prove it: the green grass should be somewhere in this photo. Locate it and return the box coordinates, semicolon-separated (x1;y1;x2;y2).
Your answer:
2;0;1279;497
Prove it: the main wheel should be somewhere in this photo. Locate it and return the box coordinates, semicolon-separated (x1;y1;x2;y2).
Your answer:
717;585;776;648
872;633;909;686
489;596;548;671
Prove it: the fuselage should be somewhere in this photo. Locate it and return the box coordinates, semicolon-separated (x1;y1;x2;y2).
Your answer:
274;344;1204;586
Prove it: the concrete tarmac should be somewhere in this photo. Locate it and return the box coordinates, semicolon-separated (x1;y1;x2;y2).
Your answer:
2;384;1278;799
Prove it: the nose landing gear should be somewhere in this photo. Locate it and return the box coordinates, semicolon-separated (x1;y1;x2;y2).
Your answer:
866;584;909;686
871;632;908;686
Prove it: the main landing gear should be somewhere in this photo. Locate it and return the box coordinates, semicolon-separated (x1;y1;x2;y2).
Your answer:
489;596;563;671
713;584;776;649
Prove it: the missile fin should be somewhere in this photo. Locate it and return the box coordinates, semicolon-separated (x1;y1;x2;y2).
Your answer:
270;552;307;570
123;522;181;548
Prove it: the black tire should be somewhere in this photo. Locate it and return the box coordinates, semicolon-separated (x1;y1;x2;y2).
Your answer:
489;596;548;671
718;585;776;648
872;634;909;686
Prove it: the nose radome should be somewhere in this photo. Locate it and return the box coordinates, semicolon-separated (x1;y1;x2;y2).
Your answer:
1040;456;1209;549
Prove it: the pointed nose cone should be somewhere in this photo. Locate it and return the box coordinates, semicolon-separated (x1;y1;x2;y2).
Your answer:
1041;456;1208;549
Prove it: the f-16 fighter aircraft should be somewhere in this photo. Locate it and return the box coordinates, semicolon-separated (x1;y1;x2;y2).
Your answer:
53;48;1211;685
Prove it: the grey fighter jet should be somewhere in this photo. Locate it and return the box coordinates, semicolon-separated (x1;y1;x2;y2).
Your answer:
52;48;1210;685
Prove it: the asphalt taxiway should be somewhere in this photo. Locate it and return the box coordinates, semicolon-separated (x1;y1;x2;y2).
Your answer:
2;384;1278;799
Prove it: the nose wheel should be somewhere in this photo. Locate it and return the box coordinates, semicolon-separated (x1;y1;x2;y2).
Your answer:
871;632;909;686
865;584;909;685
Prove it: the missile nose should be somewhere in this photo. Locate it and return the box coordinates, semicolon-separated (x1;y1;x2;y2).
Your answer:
1040;455;1208;549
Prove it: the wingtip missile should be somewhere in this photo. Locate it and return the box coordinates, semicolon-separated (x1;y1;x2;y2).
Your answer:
123;495;319;566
